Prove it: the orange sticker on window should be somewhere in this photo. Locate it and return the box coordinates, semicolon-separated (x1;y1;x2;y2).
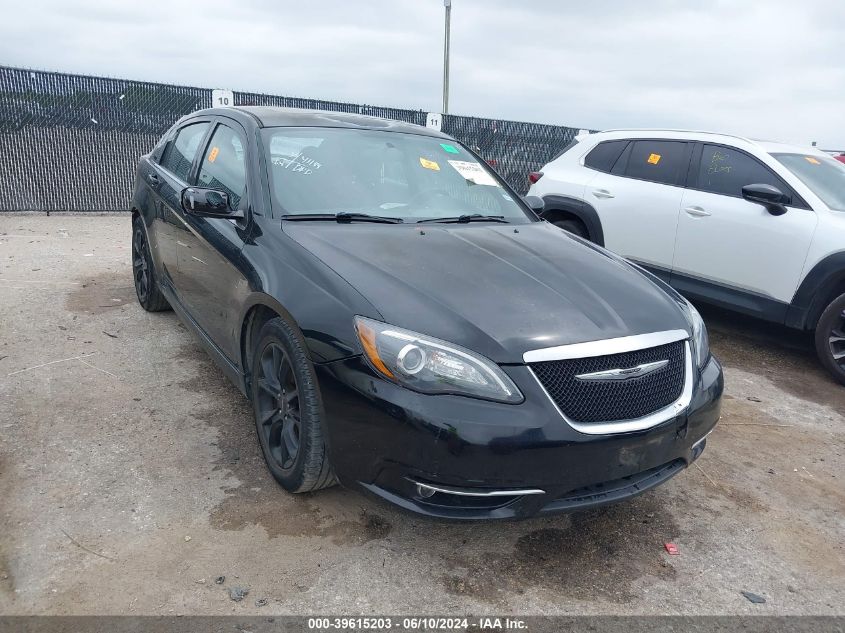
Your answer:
804;156;821;165
647;153;661;165
419;157;440;171
208;147;220;163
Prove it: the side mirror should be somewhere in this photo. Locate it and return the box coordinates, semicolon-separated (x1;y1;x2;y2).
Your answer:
181;187;243;219
741;183;788;216
523;195;545;213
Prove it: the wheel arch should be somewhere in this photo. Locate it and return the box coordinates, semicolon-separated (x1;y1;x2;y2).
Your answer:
788;251;845;330
239;295;303;394
539;194;605;246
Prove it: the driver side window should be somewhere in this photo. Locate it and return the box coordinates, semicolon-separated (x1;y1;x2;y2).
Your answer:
197;124;247;209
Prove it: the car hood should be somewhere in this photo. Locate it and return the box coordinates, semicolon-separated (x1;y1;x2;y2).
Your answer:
283;221;690;363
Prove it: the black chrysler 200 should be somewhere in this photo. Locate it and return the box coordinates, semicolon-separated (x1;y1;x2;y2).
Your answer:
130;106;723;520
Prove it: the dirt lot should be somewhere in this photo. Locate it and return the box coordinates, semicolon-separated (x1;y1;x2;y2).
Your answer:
0;214;843;616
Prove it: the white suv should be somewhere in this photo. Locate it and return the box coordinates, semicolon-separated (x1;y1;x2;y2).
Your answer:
528;129;845;385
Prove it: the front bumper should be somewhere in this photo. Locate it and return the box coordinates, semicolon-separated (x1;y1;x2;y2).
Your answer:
316;354;723;520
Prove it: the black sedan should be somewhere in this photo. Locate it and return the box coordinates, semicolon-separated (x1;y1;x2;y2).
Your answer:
130;106;723;520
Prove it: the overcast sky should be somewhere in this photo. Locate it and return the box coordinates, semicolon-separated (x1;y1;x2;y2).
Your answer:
2;0;844;148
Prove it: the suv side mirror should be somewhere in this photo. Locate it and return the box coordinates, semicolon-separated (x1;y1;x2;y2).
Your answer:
741;183;788;216
181;187;243;219
523;195;545;213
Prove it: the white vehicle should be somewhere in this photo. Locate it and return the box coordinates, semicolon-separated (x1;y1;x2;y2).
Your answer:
528;129;845;385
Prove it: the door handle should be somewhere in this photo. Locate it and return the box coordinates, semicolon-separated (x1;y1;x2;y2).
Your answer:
147;173;160;186
592;189;614;199
684;206;711;217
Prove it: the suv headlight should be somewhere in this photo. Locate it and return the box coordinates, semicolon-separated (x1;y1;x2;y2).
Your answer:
354;316;523;403
684;301;710;369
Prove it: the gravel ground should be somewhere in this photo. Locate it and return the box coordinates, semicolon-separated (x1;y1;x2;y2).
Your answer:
0;214;842;615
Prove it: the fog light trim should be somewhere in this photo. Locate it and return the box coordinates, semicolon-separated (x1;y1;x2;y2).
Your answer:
410;479;545;498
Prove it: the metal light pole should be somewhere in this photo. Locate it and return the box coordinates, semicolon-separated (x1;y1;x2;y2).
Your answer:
442;0;451;114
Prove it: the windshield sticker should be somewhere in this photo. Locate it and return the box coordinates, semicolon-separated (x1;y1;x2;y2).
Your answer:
208;147;220;163
447;160;500;187
805;156;821;165
440;143;460;154
647;153;661;165
419;157;440;171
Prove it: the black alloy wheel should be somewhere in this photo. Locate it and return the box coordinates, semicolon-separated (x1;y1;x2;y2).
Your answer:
250;317;335;492
132;225;151;303
815;292;845;386
255;342;302;472
131;216;170;312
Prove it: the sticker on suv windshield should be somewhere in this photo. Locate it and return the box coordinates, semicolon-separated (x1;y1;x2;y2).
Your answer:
440;143;460;154
647;153;661;164
805;156;821;165
208;147;220;163
419;157;440;170
447;160;499;187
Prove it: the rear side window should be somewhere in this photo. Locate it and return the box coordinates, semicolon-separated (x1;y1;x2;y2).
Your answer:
623;140;687;186
160;122;210;181
198;124;247;209
584;140;627;173
696;144;788;199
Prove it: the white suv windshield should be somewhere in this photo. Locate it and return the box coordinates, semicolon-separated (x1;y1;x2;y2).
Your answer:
262;127;532;222
771;153;845;211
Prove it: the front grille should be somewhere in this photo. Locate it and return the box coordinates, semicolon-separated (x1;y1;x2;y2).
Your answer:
531;341;686;423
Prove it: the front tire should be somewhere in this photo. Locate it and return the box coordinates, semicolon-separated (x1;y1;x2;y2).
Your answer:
815;292;845;386
553;218;589;240
132;216;170;312
250;317;335;492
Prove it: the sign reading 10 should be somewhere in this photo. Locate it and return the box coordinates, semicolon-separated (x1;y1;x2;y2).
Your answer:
212;89;234;108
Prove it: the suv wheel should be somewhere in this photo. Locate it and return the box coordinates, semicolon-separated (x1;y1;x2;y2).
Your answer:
250;317;336;492
132;216;170;312
815;292;845;386
553;218;589;240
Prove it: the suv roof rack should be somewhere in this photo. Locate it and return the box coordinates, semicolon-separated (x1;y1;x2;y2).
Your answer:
598;128;756;145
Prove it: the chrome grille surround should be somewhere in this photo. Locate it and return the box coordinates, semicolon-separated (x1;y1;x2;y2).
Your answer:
524;330;693;435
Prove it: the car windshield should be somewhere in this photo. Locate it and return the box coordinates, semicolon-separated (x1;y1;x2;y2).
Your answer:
262;127;533;222
771;152;845;211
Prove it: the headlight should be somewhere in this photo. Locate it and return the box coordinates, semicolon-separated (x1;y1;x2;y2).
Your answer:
684;301;710;369
354;316;523;403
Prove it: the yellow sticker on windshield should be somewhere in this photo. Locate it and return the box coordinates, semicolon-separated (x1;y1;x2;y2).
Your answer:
208;147;220;163
805;156;821;165
419;157;440;171
647;153;661;165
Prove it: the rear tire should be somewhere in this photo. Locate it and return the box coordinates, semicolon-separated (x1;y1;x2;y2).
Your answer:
250;317;336;492
815;292;845;386
131;216;170;312
554;218;589;240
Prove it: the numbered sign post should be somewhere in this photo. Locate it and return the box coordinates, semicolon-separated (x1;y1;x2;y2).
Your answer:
212;89;234;108
426;112;442;131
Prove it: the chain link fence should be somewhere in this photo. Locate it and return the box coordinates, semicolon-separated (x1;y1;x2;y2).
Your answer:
0;66;587;211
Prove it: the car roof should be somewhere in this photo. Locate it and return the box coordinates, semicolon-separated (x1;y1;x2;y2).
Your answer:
752;139;828;155
189;105;450;138
582;129;825;156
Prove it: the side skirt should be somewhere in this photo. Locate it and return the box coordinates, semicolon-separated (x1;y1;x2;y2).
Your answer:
633;261;792;326
159;281;249;398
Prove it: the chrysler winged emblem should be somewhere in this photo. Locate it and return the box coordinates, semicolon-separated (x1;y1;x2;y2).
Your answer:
575;359;668;382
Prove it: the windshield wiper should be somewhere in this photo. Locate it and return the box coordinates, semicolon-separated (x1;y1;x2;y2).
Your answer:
417;214;509;224
281;212;404;224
